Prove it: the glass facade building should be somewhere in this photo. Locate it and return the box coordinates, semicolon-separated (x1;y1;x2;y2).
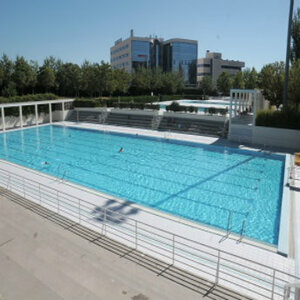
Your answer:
131;40;150;69
163;41;197;85
110;31;198;85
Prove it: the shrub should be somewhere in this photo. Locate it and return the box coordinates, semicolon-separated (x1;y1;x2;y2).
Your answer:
208;107;217;115
256;108;300;129
0;93;58;104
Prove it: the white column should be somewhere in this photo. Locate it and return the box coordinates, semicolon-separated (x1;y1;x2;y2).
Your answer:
62;102;65;121
1;107;5;132
35;104;38;126
19;106;23;128
229;90;233;138
253;91;257;126
234;92;237;117
49;103;52;124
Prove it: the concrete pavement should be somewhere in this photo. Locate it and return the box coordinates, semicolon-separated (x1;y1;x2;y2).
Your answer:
0;188;250;300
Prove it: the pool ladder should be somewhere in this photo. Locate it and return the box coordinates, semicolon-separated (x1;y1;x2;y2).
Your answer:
56;164;67;182
225;210;246;242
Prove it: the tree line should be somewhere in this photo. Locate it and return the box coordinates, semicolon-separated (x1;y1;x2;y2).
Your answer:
0;55;184;98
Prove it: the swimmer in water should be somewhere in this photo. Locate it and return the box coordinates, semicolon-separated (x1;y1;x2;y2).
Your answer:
118;147;123;153
42;161;50;165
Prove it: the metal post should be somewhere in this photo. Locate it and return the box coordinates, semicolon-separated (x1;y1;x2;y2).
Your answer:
19;106;23;128
283;0;294;108
215;250;221;285
239;219;246;242
226;210;232;236
49;103;52;124
39;184;41;204
1;107;5;132
271;269;276;300
57;191;59;213
103;208;107;235
135;220;138;249
79;198;81;223
23;178;25;197
172;235;175;264
35;104;38;126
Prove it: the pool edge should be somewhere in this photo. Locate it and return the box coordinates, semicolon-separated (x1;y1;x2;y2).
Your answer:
277;154;291;256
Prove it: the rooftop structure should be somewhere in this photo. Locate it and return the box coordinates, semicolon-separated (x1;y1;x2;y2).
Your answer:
197;51;245;85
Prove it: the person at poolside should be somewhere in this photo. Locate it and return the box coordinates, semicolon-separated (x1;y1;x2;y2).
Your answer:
118;147;123;153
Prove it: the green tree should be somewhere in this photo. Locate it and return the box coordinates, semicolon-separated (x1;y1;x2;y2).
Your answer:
130;67;152;94
217;72;232;95
43;56;63;75
198;76;213;96
0;54;14;94
28;60;38;94
259;62;285;108
56;63;81;96
2;81;17;97
151;68;164;94
243;67;258;89
113;68;130;95
232;71;245;89
80;61;97;97
288;59;300;107
13;56;35;95
291;8;300;63
38;66;55;93
0;64;3;90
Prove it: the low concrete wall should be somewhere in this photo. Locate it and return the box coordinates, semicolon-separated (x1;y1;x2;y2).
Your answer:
0;110;72;130
74;107;226;122
252;126;300;150
229;124;300;150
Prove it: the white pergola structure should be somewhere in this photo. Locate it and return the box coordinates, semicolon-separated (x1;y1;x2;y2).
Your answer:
229;89;257;125
0;99;74;132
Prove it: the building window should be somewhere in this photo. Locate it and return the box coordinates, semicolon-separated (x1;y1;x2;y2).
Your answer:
197;63;211;68
221;65;242;70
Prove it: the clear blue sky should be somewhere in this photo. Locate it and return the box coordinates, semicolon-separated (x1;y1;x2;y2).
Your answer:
0;0;299;70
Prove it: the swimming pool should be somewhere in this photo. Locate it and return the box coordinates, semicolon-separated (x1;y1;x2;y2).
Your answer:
0;125;285;245
159;99;232;112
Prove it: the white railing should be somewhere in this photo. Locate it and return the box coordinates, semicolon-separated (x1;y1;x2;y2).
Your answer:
284;281;300;300
0;167;298;300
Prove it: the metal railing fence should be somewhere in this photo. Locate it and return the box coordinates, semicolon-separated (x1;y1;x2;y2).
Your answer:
0;167;298;300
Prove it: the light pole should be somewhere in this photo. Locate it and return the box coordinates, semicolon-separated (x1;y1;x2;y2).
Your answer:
283;0;294;108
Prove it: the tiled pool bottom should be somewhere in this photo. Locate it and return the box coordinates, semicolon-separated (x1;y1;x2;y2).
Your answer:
0;125;285;245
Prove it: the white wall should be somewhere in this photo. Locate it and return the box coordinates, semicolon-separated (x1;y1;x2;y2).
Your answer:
0;110;71;130
229;124;300;150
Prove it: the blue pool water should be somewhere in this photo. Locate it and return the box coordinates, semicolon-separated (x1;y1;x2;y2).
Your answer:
182;100;230;106
0;125;285;244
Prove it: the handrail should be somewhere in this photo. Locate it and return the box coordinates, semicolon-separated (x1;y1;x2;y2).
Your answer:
0;166;299;300
226;210;232;237
239;219;246;243
0;164;295;276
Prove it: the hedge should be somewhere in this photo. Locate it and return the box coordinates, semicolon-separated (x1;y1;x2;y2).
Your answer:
73;99;160;110
0;93;59;104
165;102;198;113
256;108;300;130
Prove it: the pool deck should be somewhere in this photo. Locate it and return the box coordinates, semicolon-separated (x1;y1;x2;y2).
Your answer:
2;190;236;300
0;121;299;298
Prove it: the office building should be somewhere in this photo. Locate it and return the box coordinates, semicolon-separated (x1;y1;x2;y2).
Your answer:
197;51;245;85
110;30;198;85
